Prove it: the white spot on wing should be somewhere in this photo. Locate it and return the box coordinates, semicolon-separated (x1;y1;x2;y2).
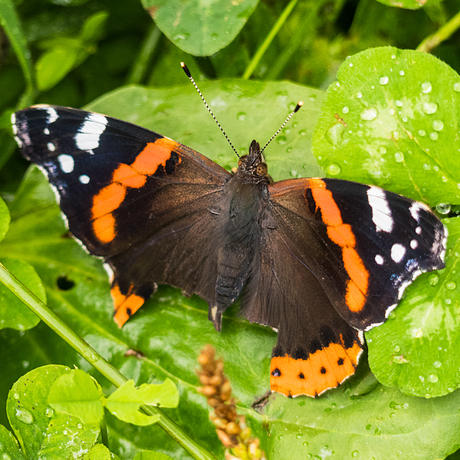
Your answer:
58;154;74;173
391;243;406;263
367;187;394;233
44;128;50;135
44;106;59;124
11;112;23;147
416;226;422;235
75;113;108;150
47;142;56;152
409;202;428;222
375;254;384;265
79;174;90;184
410;239;418;249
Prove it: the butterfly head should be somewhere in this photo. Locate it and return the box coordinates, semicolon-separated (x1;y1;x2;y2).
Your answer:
235;140;271;184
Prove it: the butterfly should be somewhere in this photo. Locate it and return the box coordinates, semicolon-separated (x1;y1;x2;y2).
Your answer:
12;99;446;397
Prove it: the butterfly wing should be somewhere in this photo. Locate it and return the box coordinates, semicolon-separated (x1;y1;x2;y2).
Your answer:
242;177;446;397
13;105;231;325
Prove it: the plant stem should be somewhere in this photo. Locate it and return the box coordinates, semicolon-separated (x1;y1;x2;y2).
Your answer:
0;262;216;460
417;10;460;53
242;0;299;80
126;24;162;85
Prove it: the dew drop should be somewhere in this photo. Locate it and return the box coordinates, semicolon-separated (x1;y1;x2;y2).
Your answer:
309;94;317;101
379;76;389;85
299;130;307;136
436;203;451;214
445;298;452;305
360;107;378;121
399;70;405;76
290;170;298;177
237;112;246;121
394;345;401;352
13;392;20;400
389;108;395;116
276;135;287;145
356;91;363;99
429;132;438;140
422;102;438;114
432;120;444;131
389;412;396;418
402;117;408;122
327;163;341;175
396;100;403;107
45;407;54;418
342;106;350;114
392;130;400;140
423;163;430;170
352;451;359;457
349;62;354;67
15;408;34;424
446;282;456;290
418;129;426;136
421;82;432;93
428;374;438;383
394;151;404;163
454;82;460;92
296;433;304;439
379;147;387;154
433;361;442;368
429;274;439;286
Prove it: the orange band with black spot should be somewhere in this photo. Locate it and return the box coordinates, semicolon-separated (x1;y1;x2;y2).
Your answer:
91;138;180;244
270;340;362;397
112;283;145;328
309;179;369;313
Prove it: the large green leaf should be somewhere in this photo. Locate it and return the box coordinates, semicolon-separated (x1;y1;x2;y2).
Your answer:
312;47;460;205
6;365;100;459
264;384;460;459
142;0;259;56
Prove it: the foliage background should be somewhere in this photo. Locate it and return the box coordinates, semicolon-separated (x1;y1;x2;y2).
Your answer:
1;0;460;459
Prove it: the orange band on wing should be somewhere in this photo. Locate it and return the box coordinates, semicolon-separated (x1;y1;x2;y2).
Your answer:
270;339;362;397
91;138;181;244
309;179;369;313
112;283;145;328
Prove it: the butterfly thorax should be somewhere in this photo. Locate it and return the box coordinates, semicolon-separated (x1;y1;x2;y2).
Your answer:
234;140;272;185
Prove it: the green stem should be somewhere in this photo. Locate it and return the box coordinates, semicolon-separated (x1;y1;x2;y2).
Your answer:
417;10;460;53
242;0;299;79
126;24;162;85
0;263;216;460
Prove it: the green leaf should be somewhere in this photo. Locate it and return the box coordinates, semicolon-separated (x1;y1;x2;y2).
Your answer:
48;369;105;425
0;258;43;331
80;11;109;44
6;365;100;459
0;196;10;243
106;379;178;426
367;216;460;397
35;38;85;92
375;0;428;9
312;47;460;205
82;443;113;460
134;451;174;460
0;0;35;102
142;0;259;56
264;385;460;459
0;424;26;460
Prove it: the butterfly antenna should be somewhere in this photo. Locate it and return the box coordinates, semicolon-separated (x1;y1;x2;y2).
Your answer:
261;102;303;154
181;62;240;158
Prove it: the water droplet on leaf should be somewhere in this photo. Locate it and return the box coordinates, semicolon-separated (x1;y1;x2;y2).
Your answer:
421;82;432;93
360;107;378;121
379;76;389;85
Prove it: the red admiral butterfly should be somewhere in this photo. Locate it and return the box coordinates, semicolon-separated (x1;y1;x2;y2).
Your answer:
12;79;446;397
